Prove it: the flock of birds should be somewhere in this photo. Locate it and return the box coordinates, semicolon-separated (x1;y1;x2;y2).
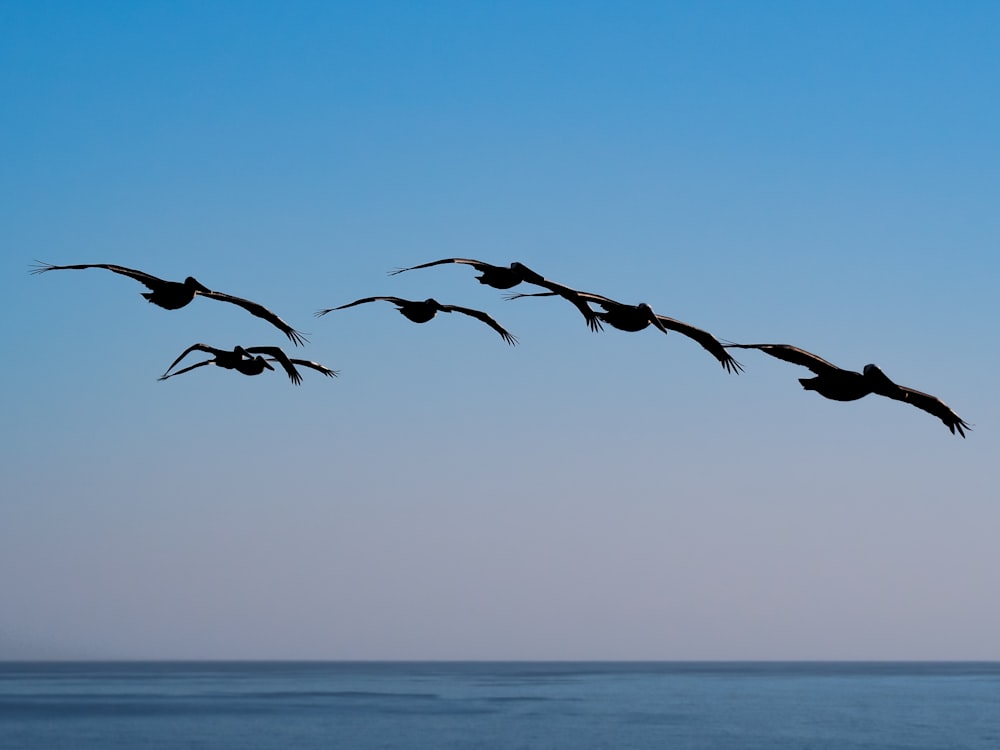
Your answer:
30;258;971;437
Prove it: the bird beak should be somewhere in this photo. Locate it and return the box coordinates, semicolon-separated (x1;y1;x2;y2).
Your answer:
646;308;669;335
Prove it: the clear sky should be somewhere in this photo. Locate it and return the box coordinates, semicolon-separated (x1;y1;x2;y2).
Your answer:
3;1;998;660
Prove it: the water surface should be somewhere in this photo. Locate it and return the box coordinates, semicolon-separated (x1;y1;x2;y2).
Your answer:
2;661;997;749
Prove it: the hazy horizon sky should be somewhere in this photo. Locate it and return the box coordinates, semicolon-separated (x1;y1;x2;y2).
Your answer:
3;1;998;660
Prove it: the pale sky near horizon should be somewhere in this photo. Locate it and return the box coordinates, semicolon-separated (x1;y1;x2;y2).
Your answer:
3;1;998;660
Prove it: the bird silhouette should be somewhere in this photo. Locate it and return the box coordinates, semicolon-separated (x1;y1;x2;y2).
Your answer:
389;258;603;331
316;296;518;345
726;343;970;436
159;343;337;384
30;261;307;345
507;290;742;373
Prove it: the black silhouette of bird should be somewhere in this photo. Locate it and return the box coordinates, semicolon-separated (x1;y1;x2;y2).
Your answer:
30;261;307;345
725;343;970;436
389;259;603;331
507;290;742;373
315;296;518;345
158;343;337;384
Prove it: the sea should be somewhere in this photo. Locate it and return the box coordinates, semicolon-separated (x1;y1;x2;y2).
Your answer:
1;661;997;749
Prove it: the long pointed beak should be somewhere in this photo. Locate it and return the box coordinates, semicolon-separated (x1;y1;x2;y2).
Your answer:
650;313;669;336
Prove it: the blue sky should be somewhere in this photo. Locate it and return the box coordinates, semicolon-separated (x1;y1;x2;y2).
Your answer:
3;1;998;659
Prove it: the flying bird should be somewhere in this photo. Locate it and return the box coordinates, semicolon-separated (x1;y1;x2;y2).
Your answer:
507;290;742;373
725;343;970;436
389;258;603;331
316;296;518;345
30;261;307;345
159;343;337;384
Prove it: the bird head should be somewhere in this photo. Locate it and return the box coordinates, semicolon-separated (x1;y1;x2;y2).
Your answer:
862;363;896;389
509;261;543;284
184;277;212;294
639;303;669;334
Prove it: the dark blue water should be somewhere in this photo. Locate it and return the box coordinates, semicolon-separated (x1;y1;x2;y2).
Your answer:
1;662;998;749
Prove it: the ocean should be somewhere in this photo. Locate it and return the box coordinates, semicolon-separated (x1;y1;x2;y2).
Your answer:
1;661;997;749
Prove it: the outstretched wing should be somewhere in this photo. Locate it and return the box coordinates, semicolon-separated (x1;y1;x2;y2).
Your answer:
876;383;971;437
554;289;613;307
656;315;743;374
200;290;307;346
287;358;339;378
30;261;165;291
440;304;518;345
532;281;606;332
157;359;213;381
160;343;222;379
503;291;554;301
508;263;604;332
724;343;841;376
315;296;404;317
502;287;604;332
245;346;302;385
388;258;491;275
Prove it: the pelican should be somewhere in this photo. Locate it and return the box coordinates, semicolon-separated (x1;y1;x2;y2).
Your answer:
506;290;742;373
725;343;970;436
389;258;603;331
159;343;337;384
30;261;307;345
315;296;518;345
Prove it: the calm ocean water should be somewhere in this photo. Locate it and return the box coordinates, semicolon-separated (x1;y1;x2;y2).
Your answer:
1;661;997;749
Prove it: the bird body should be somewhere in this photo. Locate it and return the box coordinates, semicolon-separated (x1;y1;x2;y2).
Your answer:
141;276;211;309
590;298;667;334
391;258;523;289
158;344;273;381
159;343;337;384
389;258;603;331
507;290;666;333
726;343;970;436
507;290;742;373
232;355;277;377
316;296;518;345
31;261;307;345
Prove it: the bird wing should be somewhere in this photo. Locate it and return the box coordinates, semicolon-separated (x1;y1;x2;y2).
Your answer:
157;359;213;381
315;296;404;316
439;304;519;345
287;359;339;378
388;258;490;275
724;343;841;376
655;315;743;374
200;290;307;346
534;288;618;309
30;261;165;291
245;346;303;385
503;291;555;301
528;282;606;332
160;343;221;378
875;383;971;437
569;291;658;322
502;288;604;332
